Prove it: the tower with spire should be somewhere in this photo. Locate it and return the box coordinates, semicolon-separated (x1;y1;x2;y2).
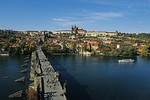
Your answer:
71;25;78;34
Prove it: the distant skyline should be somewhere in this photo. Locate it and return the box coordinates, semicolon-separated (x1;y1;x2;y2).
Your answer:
0;0;150;33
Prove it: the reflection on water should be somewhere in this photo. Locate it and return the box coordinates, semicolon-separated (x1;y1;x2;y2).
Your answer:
51;55;150;100
141;56;150;62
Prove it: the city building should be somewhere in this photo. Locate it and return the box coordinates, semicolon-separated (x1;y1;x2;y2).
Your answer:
85;31;118;37
53;30;72;34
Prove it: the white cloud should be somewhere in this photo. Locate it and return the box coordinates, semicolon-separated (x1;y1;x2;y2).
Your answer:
52;10;123;27
132;22;144;25
58;21;80;27
52;18;67;22
52;18;80;27
89;12;123;20
71;10;123;20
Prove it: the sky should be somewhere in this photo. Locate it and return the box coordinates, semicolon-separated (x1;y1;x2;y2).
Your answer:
0;0;150;33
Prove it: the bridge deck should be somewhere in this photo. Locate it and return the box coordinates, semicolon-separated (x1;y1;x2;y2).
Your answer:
37;48;67;100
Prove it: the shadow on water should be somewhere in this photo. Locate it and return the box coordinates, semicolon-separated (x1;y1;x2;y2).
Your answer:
140;56;150;62
48;55;92;100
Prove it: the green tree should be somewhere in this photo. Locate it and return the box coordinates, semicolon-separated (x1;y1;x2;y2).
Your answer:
62;41;68;52
70;41;77;51
140;46;150;56
110;46;137;57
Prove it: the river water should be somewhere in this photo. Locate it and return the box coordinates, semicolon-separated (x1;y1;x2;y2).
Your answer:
1;55;150;100
49;55;150;100
0;56;30;100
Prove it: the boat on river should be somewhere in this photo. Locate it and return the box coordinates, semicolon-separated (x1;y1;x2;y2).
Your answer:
118;59;134;63
0;51;9;56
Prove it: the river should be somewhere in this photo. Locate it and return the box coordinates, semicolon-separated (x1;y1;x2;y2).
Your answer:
0;55;30;100
49;55;150;100
0;55;150;100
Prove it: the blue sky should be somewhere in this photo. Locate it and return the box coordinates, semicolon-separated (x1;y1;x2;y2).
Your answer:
0;0;150;33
